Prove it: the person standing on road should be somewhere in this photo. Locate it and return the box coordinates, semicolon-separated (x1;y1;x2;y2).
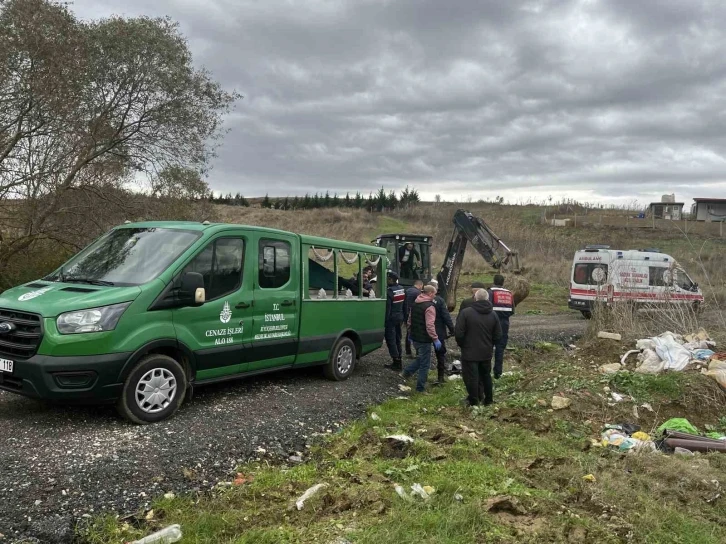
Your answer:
403;279;424;357
459;281;486;311
430;282;455;386
384;271;405;370
454;289;502;406
402;285;440;393
488;274;514;380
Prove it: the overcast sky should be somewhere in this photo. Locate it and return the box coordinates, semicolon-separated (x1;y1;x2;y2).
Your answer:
75;0;726;207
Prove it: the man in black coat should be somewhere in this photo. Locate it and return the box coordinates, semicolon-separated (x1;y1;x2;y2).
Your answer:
454;289;502;406
459;281;486;312
431;283;455;386
402;279;423;357
384;271;406;370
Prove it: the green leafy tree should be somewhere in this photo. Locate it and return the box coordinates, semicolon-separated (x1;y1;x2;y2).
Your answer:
0;0;239;277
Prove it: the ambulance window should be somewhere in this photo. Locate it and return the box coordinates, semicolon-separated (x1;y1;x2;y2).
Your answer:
183;238;244;301
337;251;360;297
648;267;670;286
258;239;291;289
676;269;695;291
573;263;607;285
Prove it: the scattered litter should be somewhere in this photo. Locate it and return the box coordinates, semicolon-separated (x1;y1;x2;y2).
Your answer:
610;392;625;403
233;473;254;486
398;384;412;392
657;418;699;436
385;434;415;444
450;360;462;374
288;455;303;464
600;363;622;374
674;447;695;456
394;396;410;400
394;484;409;500
632;431;651;441
633;330;717;374
370;413;381;421
598;331;622;341
447;374;462;381
635;349;665;375
693;349;715;361
454;492;464;502
641;403;654;412
131;524;182;544
705;359;726;389
663;430;726;453
620;350;641;365
551;396;572;410
631;405;639;419
410;483;435;500
295;483;328;510
163;492;175;500
582;474;596;482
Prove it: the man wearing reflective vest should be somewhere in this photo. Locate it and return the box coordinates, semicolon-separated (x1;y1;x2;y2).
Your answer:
488;274;514;379
384;271;406;370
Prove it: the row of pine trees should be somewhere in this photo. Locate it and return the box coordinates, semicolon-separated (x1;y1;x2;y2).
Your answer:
208;186;421;211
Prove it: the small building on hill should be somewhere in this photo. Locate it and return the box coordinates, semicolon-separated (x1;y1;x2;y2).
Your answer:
646;196;684;220
691;198;726;222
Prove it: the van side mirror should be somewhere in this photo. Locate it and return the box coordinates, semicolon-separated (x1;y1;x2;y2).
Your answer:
180;272;205;307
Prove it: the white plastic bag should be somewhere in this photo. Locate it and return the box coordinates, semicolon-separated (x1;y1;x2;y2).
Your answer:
635;349;665;375
652;335;691;371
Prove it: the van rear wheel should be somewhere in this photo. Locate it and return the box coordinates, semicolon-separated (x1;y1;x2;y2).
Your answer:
324;337;357;381
117;354;187;424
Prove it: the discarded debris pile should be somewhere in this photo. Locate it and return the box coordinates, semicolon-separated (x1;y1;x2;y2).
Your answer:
609;329;719;376
598;417;726;456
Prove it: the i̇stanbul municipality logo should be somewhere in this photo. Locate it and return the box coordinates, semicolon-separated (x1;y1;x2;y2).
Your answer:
220;301;232;324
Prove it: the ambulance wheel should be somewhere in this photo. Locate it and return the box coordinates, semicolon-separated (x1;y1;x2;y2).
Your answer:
324;337;357;381
581;310;592;319
117;354;187;424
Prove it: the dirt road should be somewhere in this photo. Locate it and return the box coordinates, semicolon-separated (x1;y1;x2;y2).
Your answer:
0;313;586;542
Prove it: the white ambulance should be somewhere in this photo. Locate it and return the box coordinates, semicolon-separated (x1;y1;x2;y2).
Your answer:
568;245;704;318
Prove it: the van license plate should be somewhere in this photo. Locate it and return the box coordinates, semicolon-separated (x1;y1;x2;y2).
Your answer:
0;359;13;373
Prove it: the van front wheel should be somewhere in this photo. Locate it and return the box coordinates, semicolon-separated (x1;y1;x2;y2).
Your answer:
324;337;357;381
117;354;187;424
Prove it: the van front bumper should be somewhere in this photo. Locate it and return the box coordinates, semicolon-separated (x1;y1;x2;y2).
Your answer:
0;352;131;403
568;299;593;311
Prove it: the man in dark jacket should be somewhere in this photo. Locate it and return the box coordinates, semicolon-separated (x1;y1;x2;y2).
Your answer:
398;242;420;279
402;285;440;393
455;289;502;406
403;279;423;357
384;271;406;370
459;281;486;312
488;274;514;379
431;283;455;386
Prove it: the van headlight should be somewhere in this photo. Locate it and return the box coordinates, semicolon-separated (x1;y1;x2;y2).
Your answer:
57;303;130;334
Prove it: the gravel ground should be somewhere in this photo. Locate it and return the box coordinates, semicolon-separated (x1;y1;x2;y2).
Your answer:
0;313;586;543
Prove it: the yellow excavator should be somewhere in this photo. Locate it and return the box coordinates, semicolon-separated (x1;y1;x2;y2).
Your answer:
375;209;528;311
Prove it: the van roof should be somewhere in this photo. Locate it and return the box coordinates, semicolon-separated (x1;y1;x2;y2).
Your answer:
117;221;386;255
575;248;673;262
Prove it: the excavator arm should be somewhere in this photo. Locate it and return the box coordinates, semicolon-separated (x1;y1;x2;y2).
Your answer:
436;209;521;311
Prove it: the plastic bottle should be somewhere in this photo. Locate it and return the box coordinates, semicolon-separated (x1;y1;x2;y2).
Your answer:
131;524;182;544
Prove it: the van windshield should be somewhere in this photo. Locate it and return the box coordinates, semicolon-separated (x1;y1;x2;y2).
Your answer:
45;228;201;287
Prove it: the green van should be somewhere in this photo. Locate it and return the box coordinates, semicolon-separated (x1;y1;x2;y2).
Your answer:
0;222;386;423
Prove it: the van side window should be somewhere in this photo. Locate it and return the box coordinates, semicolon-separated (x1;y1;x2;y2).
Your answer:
183;238;244;300
648;267;669;286
308;247;336;299
258;239;291;289
573;263;607;285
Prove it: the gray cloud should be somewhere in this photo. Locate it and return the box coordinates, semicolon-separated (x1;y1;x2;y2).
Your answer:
75;0;726;205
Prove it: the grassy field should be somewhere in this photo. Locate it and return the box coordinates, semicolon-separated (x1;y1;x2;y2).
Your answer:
81;338;726;544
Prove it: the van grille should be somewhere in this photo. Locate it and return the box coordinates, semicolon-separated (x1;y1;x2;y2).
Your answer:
0;308;42;359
